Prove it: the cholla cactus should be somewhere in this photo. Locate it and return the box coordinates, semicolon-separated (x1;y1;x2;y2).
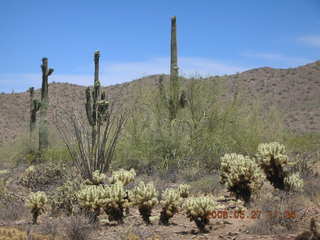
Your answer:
103;183;129;224
220;153;265;204
25;191;48;224
129;181;158;224
77;185;107;223
84;170;107;185
178;184;190;198
284;172;304;192
183;196;223;232
256;142;290;189
51;179;80;216
109;168;136;186
159;188;182;225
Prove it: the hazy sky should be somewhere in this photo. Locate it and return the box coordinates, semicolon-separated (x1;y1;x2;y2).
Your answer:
1;0;320;92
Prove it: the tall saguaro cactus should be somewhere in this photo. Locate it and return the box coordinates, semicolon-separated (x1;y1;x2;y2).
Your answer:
29;87;40;144
29;87;35;137
158;16;187;121
39;58;54;151
84;51;109;179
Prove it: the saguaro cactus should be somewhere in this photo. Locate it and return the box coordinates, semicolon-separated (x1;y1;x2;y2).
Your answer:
84;51;109;179
158;16;187;121
39;58;54;151
29;87;35;138
29;87;41;147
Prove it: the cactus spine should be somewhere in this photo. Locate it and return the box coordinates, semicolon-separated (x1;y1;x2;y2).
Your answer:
39;58;54;151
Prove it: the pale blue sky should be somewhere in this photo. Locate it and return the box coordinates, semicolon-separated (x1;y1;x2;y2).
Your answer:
1;0;320;92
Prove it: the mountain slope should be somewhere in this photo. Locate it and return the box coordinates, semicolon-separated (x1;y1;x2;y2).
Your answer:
0;61;319;145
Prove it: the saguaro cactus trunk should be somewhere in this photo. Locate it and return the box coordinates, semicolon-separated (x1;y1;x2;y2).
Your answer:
157;16;186;121
39;58;54;151
29;87;35;139
84;51;109;180
169;16;179;121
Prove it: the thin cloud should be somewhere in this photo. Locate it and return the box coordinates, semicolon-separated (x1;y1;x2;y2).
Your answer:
298;35;320;48
241;52;310;66
0;57;248;93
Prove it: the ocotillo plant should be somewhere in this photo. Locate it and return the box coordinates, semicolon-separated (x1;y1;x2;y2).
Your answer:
57;51;126;182
158;16;187;121
39;58;54;151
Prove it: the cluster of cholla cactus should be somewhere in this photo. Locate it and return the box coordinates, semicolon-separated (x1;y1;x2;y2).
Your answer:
25;191;48;224
178;184;190;198
255;142;303;191
76;185;107;223
284;172;304;192
51;179;80;216
220;153;265;204
129;181;159;224
159;188;182;225
255;142;289;189
103;183;129;224
84;170;107;185
109;168;136;186
183;196;223;232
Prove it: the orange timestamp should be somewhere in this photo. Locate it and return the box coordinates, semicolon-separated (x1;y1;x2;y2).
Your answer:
208;209;296;220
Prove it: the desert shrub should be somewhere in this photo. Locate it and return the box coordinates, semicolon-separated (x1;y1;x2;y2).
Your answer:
102;183;129;224
129;181;158;224
25;191;48;224
114;76;287;177
19;163;66;191
178;184;190;198
255;142;301;190
64;216;92;240
51;178;81;216
77;185;107;224
247;191;301;235
220;153;265;204
183;196;223;232
159;188;182;225
189;174;221;194
109;168;136;186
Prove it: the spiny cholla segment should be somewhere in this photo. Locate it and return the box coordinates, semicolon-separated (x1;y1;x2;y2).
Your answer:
109;168;136;186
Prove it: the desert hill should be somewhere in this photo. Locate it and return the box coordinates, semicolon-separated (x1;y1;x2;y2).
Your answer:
0;60;319;145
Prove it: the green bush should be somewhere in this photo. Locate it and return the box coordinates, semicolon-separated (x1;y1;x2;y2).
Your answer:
51;178;81;216
18;163;66;191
